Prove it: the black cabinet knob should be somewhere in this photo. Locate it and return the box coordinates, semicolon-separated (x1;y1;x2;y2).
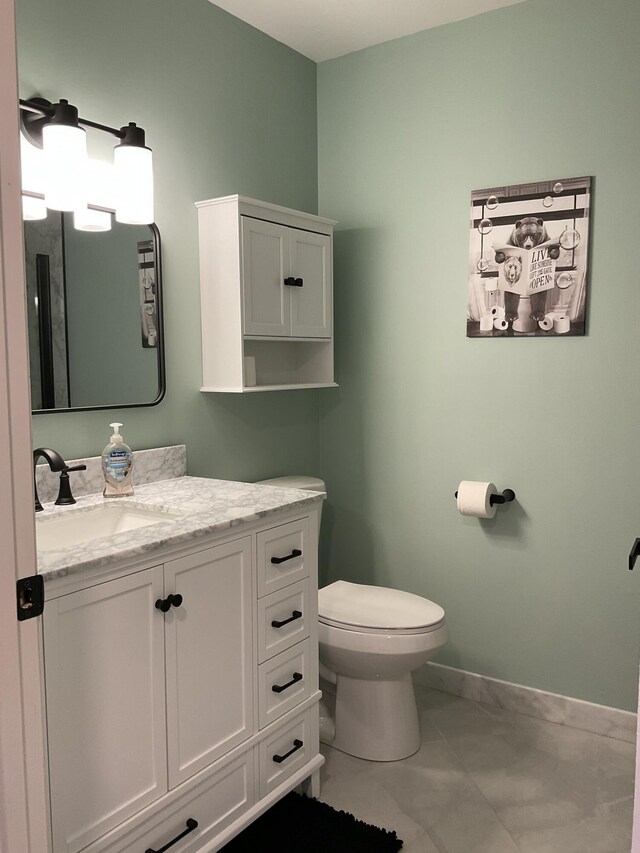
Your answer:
155;594;183;612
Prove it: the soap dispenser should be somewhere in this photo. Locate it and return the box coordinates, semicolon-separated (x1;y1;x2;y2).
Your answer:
102;422;134;497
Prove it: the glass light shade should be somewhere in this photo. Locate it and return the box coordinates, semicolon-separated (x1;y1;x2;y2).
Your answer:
42;122;87;212
20;133;45;195
22;195;47;221
86;158;117;211
73;206;112;232
114;144;154;224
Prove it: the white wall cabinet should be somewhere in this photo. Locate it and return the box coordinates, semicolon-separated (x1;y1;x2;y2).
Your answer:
196;195;337;392
42;510;322;853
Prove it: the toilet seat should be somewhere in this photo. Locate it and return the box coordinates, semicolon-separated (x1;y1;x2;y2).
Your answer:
318;580;445;635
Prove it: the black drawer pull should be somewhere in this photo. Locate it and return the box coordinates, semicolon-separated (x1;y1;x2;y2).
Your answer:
271;548;302;565
271;609;302;629
272;671;303;694
284;277;304;287
145;818;198;853
155;594;183;612
273;738;303;764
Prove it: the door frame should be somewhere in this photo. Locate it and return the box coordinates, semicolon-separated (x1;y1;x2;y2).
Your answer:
0;1;49;850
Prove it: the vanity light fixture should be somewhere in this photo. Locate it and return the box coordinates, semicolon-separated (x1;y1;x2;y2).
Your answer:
19;96;154;227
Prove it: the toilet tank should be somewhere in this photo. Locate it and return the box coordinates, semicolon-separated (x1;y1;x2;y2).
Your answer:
256;476;326;523
256;476;326;492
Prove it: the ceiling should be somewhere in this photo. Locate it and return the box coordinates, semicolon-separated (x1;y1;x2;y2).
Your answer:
209;0;529;62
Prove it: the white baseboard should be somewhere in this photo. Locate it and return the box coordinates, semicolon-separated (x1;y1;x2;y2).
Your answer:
414;661;636;744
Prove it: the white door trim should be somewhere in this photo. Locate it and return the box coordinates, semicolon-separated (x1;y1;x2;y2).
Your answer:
0;2;49;851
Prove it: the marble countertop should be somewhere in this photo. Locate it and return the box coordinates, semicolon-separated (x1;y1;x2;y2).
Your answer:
37;476;325;582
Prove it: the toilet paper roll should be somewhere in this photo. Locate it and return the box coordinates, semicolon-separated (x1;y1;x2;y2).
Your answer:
489;305;505;320
479;314;493;331
493;318;509;331
553;315;570;334
457;481;497;519
538;316;554;331
244;355;257;386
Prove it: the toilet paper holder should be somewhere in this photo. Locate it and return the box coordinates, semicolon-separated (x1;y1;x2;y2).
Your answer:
454;487;516;507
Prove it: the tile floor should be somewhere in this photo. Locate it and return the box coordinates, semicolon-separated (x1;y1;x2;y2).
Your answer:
318;684;635;853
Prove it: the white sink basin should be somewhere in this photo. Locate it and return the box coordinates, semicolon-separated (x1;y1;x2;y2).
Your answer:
36;502;188;552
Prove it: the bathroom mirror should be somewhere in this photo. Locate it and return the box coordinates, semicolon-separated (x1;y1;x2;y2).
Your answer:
25;213;165;413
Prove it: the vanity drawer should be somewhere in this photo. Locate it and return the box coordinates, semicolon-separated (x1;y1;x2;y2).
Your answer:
258;639;311;729
89;749;255;853
258;579;309;663
258;708;317;797
257;517;309;597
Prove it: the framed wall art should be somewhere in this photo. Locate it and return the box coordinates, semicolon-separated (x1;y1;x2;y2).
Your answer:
467;177;591;337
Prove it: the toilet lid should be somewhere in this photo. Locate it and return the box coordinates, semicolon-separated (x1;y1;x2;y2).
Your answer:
318;580;445;632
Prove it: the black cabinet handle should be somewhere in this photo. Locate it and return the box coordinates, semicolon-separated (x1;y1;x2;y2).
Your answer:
284;277;304;287
629;538;640;570
271;548;302;565
272;671;303;694
145;818;198;853
273;739;303;764
155;594;183;612
271;609;302;629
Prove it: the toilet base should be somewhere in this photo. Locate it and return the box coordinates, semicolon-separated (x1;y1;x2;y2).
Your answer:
328;672;421;761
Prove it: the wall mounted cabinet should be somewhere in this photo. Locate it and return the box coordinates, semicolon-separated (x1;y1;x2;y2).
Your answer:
196;195;337;392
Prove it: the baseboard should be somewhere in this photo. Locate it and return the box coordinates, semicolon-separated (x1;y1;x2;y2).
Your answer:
414;661;636;744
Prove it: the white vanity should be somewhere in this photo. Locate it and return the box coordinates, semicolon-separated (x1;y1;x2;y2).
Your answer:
37;475;324;853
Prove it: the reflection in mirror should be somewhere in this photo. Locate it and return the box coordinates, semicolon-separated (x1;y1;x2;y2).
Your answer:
25;214;164;412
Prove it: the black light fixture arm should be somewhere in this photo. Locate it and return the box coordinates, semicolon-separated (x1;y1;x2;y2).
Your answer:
19;97;146;146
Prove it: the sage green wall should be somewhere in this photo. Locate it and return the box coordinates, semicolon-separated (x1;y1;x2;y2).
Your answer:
19;0;321;481
317;0;640;710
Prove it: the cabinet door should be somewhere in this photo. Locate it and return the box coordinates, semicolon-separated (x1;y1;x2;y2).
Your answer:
289;228;332;338
164;537;254;787
44;567;167;853
242;216;290;336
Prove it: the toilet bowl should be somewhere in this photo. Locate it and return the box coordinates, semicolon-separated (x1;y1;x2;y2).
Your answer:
256;475;448;762
318;580;447;760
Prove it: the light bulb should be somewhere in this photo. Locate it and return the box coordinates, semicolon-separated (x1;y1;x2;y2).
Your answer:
114;143;154;224
22;195;47;221
42;122;87;211
73;207;112;232
86;158;117;211
20;133;45;195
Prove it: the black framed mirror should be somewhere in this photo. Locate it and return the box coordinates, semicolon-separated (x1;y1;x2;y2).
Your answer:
25;214;165;413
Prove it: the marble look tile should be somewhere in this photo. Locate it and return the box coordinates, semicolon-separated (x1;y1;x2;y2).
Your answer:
415;662;636;744
415;684;518;740
442;713;635;843
317;685;634;853
318;767;430;851
320;743;371;787
35;444;187;504
513;797;633;853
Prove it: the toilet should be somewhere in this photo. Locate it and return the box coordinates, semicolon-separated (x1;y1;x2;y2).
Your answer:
257;475;448;762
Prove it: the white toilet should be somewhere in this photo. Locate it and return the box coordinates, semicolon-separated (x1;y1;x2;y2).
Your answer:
257;475;448;762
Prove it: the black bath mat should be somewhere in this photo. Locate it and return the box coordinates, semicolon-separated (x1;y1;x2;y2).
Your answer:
221;792;403;852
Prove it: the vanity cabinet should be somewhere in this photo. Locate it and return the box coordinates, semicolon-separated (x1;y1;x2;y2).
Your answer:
42;509;321;853
196;195;337;392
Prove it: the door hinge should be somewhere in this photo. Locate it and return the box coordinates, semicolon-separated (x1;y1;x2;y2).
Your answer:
16;574;44;621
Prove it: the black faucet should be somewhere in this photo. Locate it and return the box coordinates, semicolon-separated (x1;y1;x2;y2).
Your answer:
33;448;87;512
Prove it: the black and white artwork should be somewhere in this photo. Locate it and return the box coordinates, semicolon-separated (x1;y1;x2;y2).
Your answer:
138;239;158;348
467;177;591;337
